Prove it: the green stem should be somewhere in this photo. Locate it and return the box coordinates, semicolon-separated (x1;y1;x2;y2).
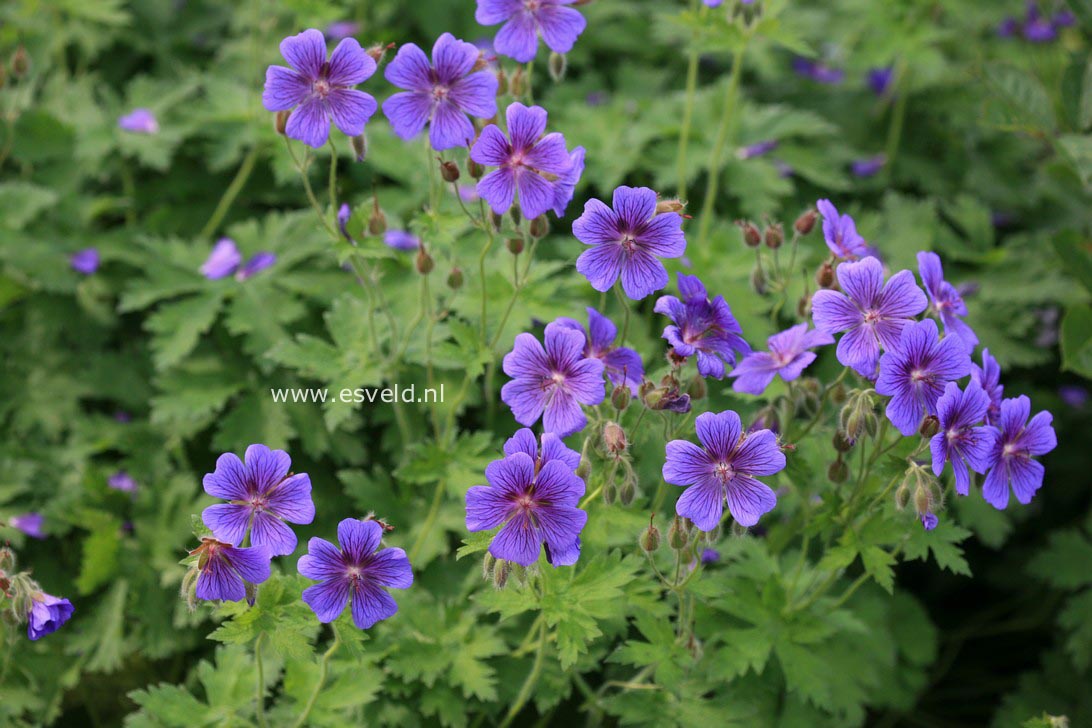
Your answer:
501;621;547;728
293;630;342;728
327;140;339;212
254;633;269;728
676;1;703;201
696;41;749;249
410;477;447;563
199;145;260;239
614;282;632;342
883;61;909;177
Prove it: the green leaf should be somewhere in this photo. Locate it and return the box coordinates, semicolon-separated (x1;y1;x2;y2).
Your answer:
1056;134;1092;187
1060;304;1092;379
902;521;972;576
982;65;1056;133
0;182;59;230
1028;529;1092;589
860;546;897;594
144;293;224;370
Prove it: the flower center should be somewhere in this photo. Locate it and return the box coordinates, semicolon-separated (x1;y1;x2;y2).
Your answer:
910;368;928;383
863;309;881;324
548;371;566;388
619;233;638;253
525;0;542;10
312;78;332;98
714;462;735;482
432;84;449;100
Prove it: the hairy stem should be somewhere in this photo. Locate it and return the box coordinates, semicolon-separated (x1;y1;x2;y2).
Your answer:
199;145;260;239
293;630;342;728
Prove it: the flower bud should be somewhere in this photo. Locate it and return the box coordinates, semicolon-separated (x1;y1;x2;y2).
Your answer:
794;208;818;235
447;267;464;290
913;484;932;518
602;480;617;505
656;199;686;214
832;430;854;452
274;109;290;135
180;567;199;612
368;198;387;235
482;552;495;580
529;215;549;238
828;458;849;483
640;521;661;552
894;483;911;510
576;457;592;480
350;133;368;161
492;559;510;588
603;421;627;455
919;414;940;438
509;68;525;97
495;68;508;96
415;248;435;275
611;384;631;411
816;261;835;288
830;382;847;404
490;211;503;231
366;43;392;64
440;159;460;182
548;51;567;81
11;46;29;78
687;374;706;401
506;237;524;255
751;265;767;295
509;205;522;227
0;547;14;573
764;223;784;249
796;293;811;318
737;220;761;247
668;516;690;550
468;158;485;179
619;475;636;505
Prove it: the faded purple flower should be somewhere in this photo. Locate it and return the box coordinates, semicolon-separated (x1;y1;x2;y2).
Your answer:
817;199;868;259
656;273;751;379
298;518;413;630
1023;2;1057;41
918;251;977;348
118;108;159;134
202;444;315;556
574;186;687;300
1059;385;1087;409
737;139;778;160
876;319;972;436
201;238;242;280
262;29;378;149
193;538;272;602
971;348;1004;424
9;513;45;539
556;307;644;394
27;592;74;640
700;548;720;564
867;66;894;96
500;322;605;437
851;154;886;177
792;57;845;84
921;512;938;531
663;410;786;531
730;323;833;395
1053;10;1076;27
325;21;360;41
465;451;586;566
384;230;421;250
337;203;352;241
982;396;1056;509
70;248;100;275
552;146;585;217
383;33;498;151
108;471;138;493
774;159;794;178
470;103;573;220
475;0;587;63
930;380;1000;496
997;16;1019;37
811;256;928;377
236;252;276;280
703;0;724;6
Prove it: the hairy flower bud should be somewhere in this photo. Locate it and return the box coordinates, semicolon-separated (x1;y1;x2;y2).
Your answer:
495;68;508;96
468;158;485;179
796;293;812;319
415;248;435;275
439;159;460;182
447;267;464;290
350;133;368;161
603;421;627;455
668;516;689;550
619;475;637;505
368;198;387;235
832;430;854;452
509;67;525;97
11;46;29;78
794;208;818;235
492;559;510;589
274;109;290;135
548;51;567;81
656;199;686;214
830;382;847;404
640;520;661;552
828;458;849;483
913;483;932;518
816;261;835;288
180;567;199;612
509;205;522;227
529;215;549;239
490;211;503;231
366;43;393;64
576;457;592;480
894;483;911;510
764;223;784;249
481;552;495;580
919;414;940;438
751;265;767;295
687;374;706;401
737;220;761;248
611;384;631;411
603;480;617;505
506;237;524;255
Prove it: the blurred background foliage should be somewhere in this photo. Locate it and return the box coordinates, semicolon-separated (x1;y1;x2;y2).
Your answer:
0;0;1090;725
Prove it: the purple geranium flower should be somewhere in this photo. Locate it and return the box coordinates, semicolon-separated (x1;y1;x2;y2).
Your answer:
971;348;1004;424
382;33;498;151
663;410;786;531
921;512;939;531
574;186;687;300
27;592;74;640
930;381;1000;496
236;252;276;280
876;319;972;436
918;251;977;348
1023;1;1057;41
108;471;138;493
982;396;1056;509
475;0;587;63
262;29;378;149
700;548;720;564
118;108;159;134
737;139;778;160
811;256;928;377
1059;384;1088;409
503;428;582;471
465;452;587;566
867;66;894;96
337;203;352;241
816;199;868;260
201;238;242;279
703;0;724;6
470;103;573;220
192;538;272;602
851;154;886;177
70;248;100;275
201;444;315;556
384;230;421;250
500;322;605;437
325;21;360;41
730;323;833;395
655;273;751;379
556;307;644;394
9;513;45;539
298;518;413;630
552;146;585;217
997;16;1019;37
792;58;845;84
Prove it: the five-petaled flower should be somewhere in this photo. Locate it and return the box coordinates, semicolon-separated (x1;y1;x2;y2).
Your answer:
918;251;977;348
982;396;1056;510
191;538;272;602
556;307;644;394
730;323;833;395
470;103;574;220
465;451;587;566
574;186;687;300
298;518;413;630
930;380;1000;496
383;33;498;151
655;273;750;379
811;256;927;377
262;28;378;149
971;348;1004;424
27;592;75;640
663;410;786;531
875;318;972;436
816;199;868;259
202;444;315;556
475;0;587;63
501;322;605;437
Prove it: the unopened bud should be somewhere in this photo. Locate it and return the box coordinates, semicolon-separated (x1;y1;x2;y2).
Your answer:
737;220;761;247
490;211;503;231
576;457;592;480
796;294;811;318
751;266;766;294
510;68;525;97
611;384;631;411
656;199;686;214
764;223;784;249
472;54;489;72
447;267;464;290
830;382;847;404
11;46;29;78
492;559;510;588
366;43;392;64
919;414;940;438
509;205;522;227
495;68;508;96
529;215;548;239
668;516;690;549
913;484;932;518
619;475;637;505
274;109;290;135
482;552;495;580
816;262;835;288
832;430;854;452
894;483;911;510
687;374;706;401
794;208;818;235
506;237;524;255
439;159;460;182
828;458;849;483
640;521;661;552
415;248;435;275
350;133;368;161
603;421;627;455
548;51;567;82
368;199;387;235
468;158;485;179
603;480;617;505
